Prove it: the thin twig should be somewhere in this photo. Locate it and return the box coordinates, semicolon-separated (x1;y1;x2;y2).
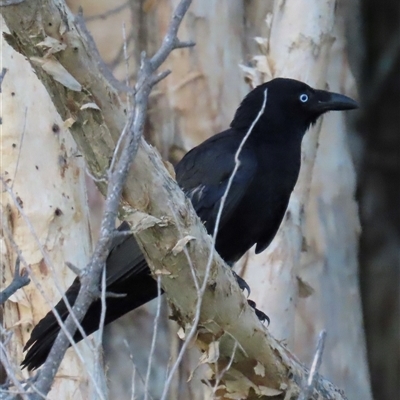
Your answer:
107;30;135;73
298;330;327;400
212;341;238;397
123;340;155;400
144;276;162;400
74;9;133;94
85;1;129;22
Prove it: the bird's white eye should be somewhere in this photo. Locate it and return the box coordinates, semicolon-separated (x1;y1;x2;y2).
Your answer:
299;94;309;103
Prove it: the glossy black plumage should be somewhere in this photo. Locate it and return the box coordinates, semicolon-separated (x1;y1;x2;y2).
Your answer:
21;78;358;370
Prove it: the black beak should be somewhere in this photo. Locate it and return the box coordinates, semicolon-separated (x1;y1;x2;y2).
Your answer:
313;90;359;112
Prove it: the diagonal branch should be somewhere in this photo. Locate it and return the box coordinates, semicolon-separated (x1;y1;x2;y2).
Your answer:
2;0;193;398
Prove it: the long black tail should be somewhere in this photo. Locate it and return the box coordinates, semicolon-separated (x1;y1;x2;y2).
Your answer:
21;223;158;371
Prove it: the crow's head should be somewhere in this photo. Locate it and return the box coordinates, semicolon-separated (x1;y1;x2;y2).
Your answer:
231;78;358;135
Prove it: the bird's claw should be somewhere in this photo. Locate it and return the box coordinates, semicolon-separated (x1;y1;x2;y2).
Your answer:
232;271;251;297
247;299;270;325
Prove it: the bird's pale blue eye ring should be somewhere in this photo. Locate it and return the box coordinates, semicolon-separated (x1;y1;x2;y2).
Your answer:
299;94;309;103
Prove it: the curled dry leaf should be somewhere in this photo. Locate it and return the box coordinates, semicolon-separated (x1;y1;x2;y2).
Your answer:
258;386;283;396
172;235;196;256
30;57;82;91
129;211;168;233
80;102;101;111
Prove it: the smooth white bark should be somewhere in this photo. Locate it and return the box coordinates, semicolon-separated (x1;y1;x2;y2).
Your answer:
0;19;96;400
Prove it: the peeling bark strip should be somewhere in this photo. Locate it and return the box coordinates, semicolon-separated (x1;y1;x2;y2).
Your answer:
1;1;347;399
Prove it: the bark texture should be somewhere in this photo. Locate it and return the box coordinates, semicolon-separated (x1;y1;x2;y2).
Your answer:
0;18;95;399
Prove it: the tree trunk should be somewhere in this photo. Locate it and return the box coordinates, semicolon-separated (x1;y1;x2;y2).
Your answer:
236;2;373;399
1;19;96;399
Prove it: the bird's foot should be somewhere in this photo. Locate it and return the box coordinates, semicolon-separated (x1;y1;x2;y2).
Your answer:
232;271;251;297
247;299;270;325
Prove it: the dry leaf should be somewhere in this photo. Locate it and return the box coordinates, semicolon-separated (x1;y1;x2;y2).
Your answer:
129;211;166;233
172;235;196;256
31;57;81;91
258;386;283;396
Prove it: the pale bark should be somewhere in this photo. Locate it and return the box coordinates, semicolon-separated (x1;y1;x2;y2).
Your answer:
238;2;372;399
1;1;349;399
0;18;95;399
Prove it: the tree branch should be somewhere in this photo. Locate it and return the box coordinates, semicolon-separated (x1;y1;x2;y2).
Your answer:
0;257;30;305
1;1;347;398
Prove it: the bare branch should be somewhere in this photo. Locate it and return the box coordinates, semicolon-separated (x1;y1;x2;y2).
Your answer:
149;0;193;71
173;38;196;49
0;257;30;305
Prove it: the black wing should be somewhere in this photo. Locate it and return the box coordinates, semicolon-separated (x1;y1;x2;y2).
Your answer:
175;129;258;234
